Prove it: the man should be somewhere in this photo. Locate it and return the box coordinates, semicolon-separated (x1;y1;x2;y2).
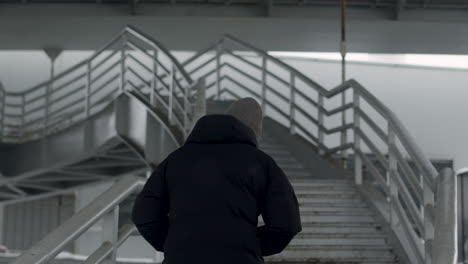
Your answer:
132;97;302;264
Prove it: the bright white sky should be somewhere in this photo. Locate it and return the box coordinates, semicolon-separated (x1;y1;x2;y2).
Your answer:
268;52;468;70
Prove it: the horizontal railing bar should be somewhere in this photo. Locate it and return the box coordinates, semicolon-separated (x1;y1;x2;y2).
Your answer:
125;25;193;84
223;49;262;72
182;41;219;67
11;175;144;264
355;107;388;143
24;91;46;107
127;53;153;73
91;49;120;73
291;120;320;146
89;73;120;99
49;73;87;97
325;81;353;98
392;192;426;260
49;84;86;107
389;143;424;203
90;59;120;86
325;143;354;156
325;102;354;116
47;96;85;120
187;55;217;76
90;88;118;110
350;79;438;187
225;63;262;85
355;128;389;171
127;67;151;87
355;148;390;195
325;123;354;135
394;170;425;233
126;40;170;75
293;105;320;127
223;34;328;94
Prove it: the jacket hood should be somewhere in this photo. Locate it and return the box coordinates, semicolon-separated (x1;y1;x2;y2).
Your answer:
185;114;258;147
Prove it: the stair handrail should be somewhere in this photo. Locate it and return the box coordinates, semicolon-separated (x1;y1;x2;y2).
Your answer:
182;35;456;264
0;25;196;143
11;175;145;264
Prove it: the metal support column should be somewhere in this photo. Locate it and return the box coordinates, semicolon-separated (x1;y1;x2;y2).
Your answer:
21;95;25;139
0;85;6;141
340;0;348;166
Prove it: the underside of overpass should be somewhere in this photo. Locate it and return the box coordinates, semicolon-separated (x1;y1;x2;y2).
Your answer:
0;0;468;53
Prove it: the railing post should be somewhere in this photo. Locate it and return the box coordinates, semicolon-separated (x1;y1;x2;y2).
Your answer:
318;93;325;155
21;94;25;139
120;34;127;93
168;65;174;125
289;73;296;135
423;175;435;263
183;79;190;135
101;206;119;264
85;61;92;118
341;88;348;166
192;78;207;131
353;88;362;185
0;86;5;141
261;56;267;114
215;40;222;101
388;123;399;226
151;49;158;107
44;83;52;136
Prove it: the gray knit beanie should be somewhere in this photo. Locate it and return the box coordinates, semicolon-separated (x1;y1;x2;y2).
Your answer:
226;97;263;140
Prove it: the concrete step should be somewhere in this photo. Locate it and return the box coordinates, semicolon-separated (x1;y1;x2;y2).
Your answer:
290;234;388;246
299;205;371;213
294;189;357;195
296;193;362;199
266;257;397;264
299;215;375;223
298;197;363;204
268;245;395;260
299;210;374;217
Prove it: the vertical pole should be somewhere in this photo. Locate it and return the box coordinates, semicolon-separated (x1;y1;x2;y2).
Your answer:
85;61;92;118
168;65;174;125
261;56;267;114
340;0;348;166
120;34;127;93
289;73;296;135
192;78;207;131
353;88;362;185
215;41;222;101
101;206;119;264
151;49;158;107
318;94;325;155
388;123;398;226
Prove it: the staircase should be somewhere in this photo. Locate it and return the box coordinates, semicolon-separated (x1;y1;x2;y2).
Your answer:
1;26;456;264
209;101;398;264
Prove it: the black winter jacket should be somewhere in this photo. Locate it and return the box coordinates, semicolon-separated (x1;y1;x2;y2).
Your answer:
132;114;302;264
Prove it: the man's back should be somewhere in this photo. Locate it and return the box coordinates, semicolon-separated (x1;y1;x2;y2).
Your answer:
132;112;301;264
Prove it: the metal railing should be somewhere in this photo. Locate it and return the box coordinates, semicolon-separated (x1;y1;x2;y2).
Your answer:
11;175;145;264
0;25;197;143
182;34;457;264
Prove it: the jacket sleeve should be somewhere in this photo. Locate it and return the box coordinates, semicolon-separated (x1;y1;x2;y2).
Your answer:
257;158;302;256
132;159;170;252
